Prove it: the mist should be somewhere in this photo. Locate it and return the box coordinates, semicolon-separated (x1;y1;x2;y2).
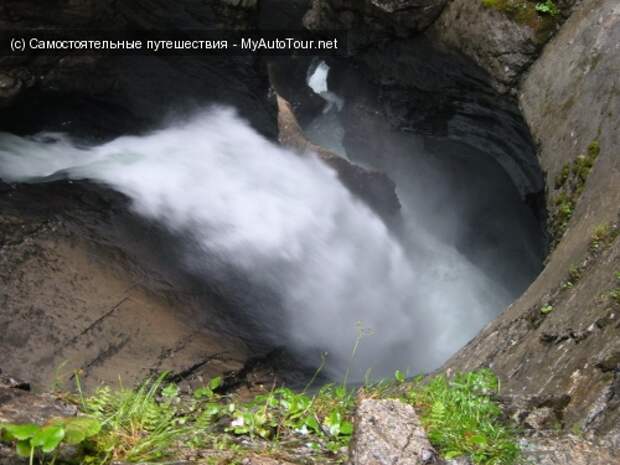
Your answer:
0;108;519;380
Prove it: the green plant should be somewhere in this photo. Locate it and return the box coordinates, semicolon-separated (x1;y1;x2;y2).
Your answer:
222;384;355;453
407;370;520;464
563;265;583;288
540;304;554;315
535;0;559;16
554;163;570;189
549;140;602;245
0;417;101;465
342;321;374;389
193;376;223;400
590;223;620;252
79;373;187;463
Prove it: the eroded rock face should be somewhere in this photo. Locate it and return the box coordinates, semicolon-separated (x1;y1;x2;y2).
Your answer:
428;0;578;93
0;0;275;137
304;0;447;48
443;0;620;447
0;183;250;391
350;398;439;465
324;37;544;200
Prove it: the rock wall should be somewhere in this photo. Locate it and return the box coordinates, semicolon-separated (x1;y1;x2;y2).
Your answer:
304;0;447;49
443;0;620;445
0;0;275;137
428;0;578;93
0;182;250;391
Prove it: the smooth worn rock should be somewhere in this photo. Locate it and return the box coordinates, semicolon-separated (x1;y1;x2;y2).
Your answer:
443;0;620;447
0;184;250;391
350;398;439;465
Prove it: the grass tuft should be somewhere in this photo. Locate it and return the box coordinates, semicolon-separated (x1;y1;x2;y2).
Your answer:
406;369;520;465
1;369;520;465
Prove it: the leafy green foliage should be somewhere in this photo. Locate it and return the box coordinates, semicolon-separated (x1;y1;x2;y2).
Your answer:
407;369;520;465
213;384;355;453
394;370;406;383
2;368;520;465
540;304;554;315
0;417;100;465
79;373;185;463
561;264;583;290
193;376;222;400
481;0;560;32
71;372;357;463
535;0;559;16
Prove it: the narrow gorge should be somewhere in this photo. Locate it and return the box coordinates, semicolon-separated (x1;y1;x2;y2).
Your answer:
0;1;618;464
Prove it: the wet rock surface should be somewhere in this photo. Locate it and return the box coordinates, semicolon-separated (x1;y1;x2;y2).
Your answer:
350;398;439;465
443;0;620;448
0;182;251;390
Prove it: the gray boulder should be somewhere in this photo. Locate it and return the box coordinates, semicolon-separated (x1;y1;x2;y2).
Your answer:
350;398;440;465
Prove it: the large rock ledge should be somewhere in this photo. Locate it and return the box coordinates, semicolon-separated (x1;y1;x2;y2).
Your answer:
443;0;620;447
0;183;250;391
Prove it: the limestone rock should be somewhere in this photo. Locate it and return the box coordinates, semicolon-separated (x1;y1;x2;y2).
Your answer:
350;398;439;465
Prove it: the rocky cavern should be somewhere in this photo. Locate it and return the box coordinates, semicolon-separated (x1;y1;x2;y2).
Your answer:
0;1;618;464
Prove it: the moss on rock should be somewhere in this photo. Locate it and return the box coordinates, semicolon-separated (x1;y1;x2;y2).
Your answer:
548;140;601;245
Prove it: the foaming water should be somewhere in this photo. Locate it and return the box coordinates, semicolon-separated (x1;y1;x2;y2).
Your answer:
0;108;510;379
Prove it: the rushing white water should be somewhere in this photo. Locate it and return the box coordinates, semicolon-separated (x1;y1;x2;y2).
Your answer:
0;108;510;379
307;61;344;114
